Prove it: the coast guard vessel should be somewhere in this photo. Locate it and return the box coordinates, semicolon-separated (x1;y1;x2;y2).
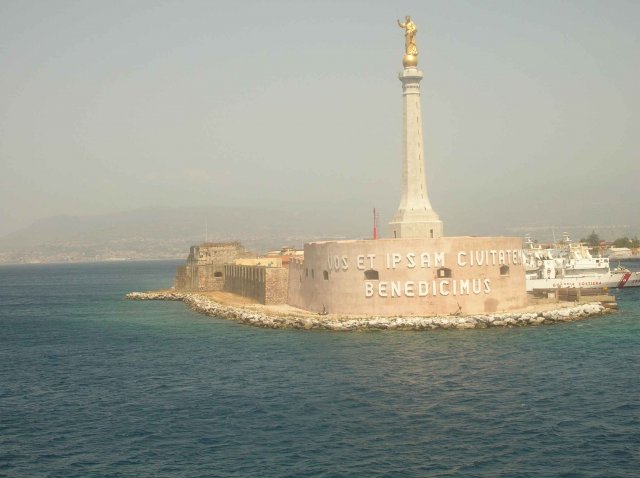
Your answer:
524;235;640;291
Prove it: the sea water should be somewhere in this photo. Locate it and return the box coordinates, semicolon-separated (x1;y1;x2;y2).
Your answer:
0;261;638;477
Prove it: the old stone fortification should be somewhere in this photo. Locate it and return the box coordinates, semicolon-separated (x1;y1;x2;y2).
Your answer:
174;241;290;305
224;264;288;305
175;242;248;291
288;236;528;316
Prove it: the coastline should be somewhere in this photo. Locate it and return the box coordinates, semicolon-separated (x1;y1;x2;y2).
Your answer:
126;290;613;331
0;258;183;268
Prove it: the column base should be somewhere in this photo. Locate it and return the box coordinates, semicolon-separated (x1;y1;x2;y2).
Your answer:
389;220;443;239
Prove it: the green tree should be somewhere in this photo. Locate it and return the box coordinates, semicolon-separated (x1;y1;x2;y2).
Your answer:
613;237;631;248
580;230;601;247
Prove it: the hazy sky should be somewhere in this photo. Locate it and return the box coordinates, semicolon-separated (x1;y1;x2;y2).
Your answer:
1;0;638;237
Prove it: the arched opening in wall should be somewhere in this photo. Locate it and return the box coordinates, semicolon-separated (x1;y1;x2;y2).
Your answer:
430;229;434;238
305;268;308;277
214;271;223;278
364;269;379;280
311;269;315;279
437;267;452;278
500;265;510;276
323;270;329;280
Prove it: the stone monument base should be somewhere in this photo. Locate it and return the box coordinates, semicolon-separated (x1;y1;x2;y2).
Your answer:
287;236;528;316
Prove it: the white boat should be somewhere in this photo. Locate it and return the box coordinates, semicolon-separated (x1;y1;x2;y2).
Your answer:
524;234;640;292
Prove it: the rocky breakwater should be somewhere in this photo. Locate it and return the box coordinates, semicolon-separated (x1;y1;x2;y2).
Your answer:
126;291;612;331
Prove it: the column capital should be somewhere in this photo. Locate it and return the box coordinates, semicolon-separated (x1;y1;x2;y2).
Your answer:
398;68;423;81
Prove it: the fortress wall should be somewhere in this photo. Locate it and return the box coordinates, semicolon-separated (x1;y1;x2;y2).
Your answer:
175;242;248;292
287;237;527;316
175;265;189;290
265;267;289;305
195;265;225;291
288;259;305;308
224;264;266;303
224;265;289;305
175;264;224;291
189;242;247;266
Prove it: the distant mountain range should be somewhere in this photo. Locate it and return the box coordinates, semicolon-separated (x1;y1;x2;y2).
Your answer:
1;205;636;265
0;206;366;264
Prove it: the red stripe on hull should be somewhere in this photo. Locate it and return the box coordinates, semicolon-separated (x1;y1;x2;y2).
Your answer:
617;272;632;288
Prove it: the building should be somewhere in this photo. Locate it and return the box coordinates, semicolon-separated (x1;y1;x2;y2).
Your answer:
288;237;526;315
174;241;293;305
175;242;249;291
286;18;528;316
173;18;528;316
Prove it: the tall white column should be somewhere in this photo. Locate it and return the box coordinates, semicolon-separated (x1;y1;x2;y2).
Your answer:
389;66;443;239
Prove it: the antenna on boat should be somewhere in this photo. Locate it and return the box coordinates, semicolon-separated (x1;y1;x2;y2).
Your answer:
524;234;533;249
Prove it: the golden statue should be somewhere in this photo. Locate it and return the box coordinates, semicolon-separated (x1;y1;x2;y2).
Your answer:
398;15;418;67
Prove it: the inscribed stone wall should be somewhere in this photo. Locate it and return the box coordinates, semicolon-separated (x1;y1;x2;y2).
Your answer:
287;236;528;316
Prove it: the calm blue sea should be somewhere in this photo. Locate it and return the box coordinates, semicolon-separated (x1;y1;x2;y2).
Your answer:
0;261;638;477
